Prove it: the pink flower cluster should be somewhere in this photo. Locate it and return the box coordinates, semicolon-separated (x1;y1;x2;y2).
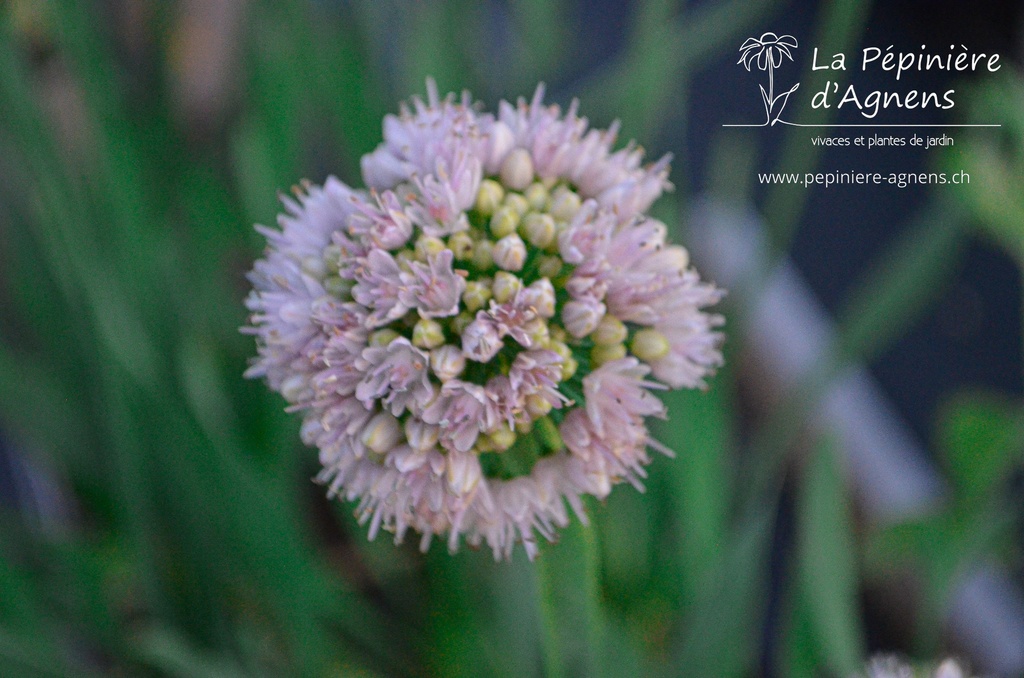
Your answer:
245;81;724;559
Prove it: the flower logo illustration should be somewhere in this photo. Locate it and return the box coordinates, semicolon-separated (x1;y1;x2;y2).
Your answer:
738;32;800;126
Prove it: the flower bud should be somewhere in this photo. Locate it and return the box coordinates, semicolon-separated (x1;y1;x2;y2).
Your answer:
515;419;534;434
412;318;445;349
562;299;606;338
591;342;627;367
323;276;353;298
415;235;445;261
523;278;556;318
485;122;515;174
472;238;494;270
549;188;582;222
475;179;505;216
493;234;527;271
489;424;517;452
521;212;556;249
281;374;311;403
321;243;343;272
500;148;534;191
560;356;578;381
524;317;550;345
547;339;572;361
369;328;401;346
631;328;671;361
430;345;466;381
491;271;522;303
301;255;328;280
537;255;563;279
591;315;627;346
503;192;530;217
525;393;553;419
490;205;520;239
394;248;416;268
404;418;440;451
451;311;474;336
462;280;492;312
361;412;403;455
448;231;475;260
446;452;482;494
524;182;550;211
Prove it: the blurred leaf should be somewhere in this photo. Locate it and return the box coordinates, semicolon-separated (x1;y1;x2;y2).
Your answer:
426;550;505;678
538;517;604;678
778;593;821;678
579;0;783;141
537;524;602;677
797;437;864;677
133;626;250;678
836;198;967;363
654;371;734;607
671;513;771;678
939;392;1024;508
957;76;1024;263
0;626;75;678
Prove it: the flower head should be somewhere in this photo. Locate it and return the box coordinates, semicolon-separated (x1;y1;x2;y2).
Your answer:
245;80;724;559
738;32;798;71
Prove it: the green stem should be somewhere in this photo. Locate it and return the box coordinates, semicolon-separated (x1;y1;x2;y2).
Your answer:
537;517;603;678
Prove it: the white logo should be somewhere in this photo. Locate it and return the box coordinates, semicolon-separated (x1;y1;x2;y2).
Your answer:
737;32;800;126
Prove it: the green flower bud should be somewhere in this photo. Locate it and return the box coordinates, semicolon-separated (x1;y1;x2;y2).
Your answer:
475;179;505;216
472;239;494;270
549;188;582;222
448;231;475;260
323;276;353;299
451;311;474;336
412;318;445;349
415;235;446;261
321;243;343;272
524;182;550;211
631;328;671;361
547;339;572;361
521;212;556;249
394;248;416;268
369;328;401;346
492;271;522;303
591;315;628;346
560;356;578;381
525;393;553;419
515;419;534;435
503;192;530;217
462;280;493;312
591;342;627;367
489;424;517;452
490;205;520;239
537;255;563;279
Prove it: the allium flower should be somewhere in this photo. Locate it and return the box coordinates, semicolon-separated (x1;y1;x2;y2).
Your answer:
244;80;725;559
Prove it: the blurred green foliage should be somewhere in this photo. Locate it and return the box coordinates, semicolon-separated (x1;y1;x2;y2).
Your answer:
0;1;1021;676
